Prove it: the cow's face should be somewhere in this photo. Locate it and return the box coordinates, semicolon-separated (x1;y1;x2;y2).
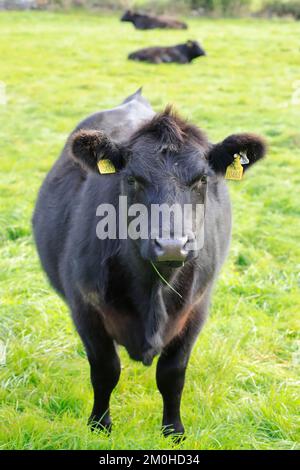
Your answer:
186;40;206;59
71;107;266;267
122;119;210;267
121;10;134;22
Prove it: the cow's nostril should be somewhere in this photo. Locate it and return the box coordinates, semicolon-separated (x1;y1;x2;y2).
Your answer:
154;238;164;255
183;234;196;251
154;238;161;248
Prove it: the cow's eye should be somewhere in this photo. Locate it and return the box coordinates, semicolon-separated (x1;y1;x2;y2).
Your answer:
127;176;136;185
190;174;207;189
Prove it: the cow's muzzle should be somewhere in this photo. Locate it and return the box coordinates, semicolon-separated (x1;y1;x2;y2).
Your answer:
153;236;189;264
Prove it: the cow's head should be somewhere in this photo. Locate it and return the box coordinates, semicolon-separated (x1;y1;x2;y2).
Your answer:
71;107;266;268
186;40;206;59
121;10;134;22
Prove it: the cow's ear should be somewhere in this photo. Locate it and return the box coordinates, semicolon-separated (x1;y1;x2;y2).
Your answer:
71;130;128;173
208;133;267;175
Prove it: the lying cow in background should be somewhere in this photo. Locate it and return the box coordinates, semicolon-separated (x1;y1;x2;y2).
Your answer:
128;40;206;64
33;90;266;439
121;10;188;30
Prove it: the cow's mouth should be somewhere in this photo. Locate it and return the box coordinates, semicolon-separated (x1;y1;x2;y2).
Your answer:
155;260;184;268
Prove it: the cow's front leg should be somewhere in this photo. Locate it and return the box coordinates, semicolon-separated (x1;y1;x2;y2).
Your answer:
156;338;192;439
156;302;208;439
72;304;121;433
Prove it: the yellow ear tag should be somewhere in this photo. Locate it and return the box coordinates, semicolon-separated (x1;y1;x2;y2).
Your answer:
225;154;244;180
97;159;116;174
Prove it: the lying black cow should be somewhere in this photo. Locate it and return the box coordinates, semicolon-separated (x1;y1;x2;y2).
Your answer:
121;10;188;30
128;40;206;64
33;90;266;439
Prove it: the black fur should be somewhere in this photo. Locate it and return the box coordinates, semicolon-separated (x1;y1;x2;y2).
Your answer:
33;105;266;438
128;41;206;64
121;10;188;30
209;133;267;174
71;130;128;172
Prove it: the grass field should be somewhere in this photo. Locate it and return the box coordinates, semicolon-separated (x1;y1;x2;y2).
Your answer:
0;11;299;450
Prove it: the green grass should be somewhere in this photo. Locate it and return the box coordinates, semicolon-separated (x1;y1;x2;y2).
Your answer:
0;11;299;450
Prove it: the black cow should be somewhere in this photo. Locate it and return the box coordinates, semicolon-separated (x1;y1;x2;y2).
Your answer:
128;40;206;64
33;92;266;439
121;10;188;30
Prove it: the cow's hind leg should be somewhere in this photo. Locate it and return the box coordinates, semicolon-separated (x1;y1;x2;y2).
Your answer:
72;303;121;433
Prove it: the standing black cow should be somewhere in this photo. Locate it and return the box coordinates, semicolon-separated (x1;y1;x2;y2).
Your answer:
128;40;206;64
121;10;188;30
33;91;266;439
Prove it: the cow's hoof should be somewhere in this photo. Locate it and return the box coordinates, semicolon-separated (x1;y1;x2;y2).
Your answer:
88;416;112;435
162;424;186;444
171;433;186;445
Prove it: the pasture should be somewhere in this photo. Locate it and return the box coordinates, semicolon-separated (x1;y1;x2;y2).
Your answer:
0;10;299;450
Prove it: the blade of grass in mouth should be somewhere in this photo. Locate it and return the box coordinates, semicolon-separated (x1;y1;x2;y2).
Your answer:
150;261;183;299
